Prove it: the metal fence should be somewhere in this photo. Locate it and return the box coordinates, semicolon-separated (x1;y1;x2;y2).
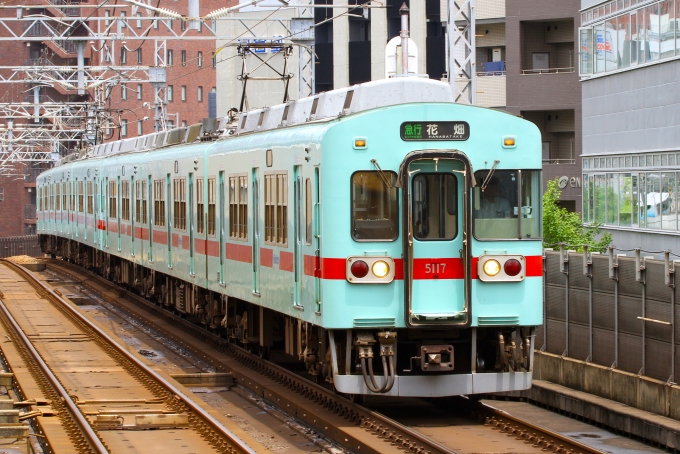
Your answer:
539;247;678;383
0;235;42;259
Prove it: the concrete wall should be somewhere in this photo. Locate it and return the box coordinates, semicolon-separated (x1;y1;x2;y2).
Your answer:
582;58;680;156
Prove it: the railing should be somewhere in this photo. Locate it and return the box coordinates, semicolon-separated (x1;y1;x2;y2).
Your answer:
521;67;574;75
541;247;680;383
476;71;506;76
542;158;576;165
0;235;41;258
24;204;37;220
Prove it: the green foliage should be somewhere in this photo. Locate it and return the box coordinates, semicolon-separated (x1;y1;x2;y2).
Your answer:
543;178;612;252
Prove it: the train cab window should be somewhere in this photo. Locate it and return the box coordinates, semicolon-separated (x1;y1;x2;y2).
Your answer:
473;169;542;240
351;171;398;241
412;173;457;240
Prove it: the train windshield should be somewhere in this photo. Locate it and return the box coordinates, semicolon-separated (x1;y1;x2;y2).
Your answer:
351;171;399;241
473;170;542;240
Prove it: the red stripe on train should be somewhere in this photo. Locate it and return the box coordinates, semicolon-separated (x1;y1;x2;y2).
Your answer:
226;243;252;263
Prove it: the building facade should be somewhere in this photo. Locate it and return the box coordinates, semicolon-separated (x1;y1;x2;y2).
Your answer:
580;0;680;252
506;0;583;213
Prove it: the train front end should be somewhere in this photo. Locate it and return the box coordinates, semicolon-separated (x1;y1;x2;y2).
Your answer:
320;93;543;397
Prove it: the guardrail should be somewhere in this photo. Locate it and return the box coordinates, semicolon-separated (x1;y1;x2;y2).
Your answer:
521;67;574;75
542;159;576;165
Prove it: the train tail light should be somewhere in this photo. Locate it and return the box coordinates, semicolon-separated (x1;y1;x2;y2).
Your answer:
347;257;395;284
478;255;525;282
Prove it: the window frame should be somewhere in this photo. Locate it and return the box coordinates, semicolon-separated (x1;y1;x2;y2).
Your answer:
350;170;399;242
173;178;186;230
411;172;458;241
264;171;288;247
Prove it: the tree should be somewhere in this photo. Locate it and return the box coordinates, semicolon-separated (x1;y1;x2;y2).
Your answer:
543;178;612;252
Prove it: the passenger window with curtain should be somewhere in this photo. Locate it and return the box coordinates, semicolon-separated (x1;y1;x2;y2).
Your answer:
351;171;398;241
412;174;457;240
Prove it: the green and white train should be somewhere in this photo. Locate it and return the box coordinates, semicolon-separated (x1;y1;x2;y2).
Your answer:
37;78;543;397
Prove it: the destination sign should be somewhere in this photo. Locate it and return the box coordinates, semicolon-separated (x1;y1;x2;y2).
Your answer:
400;121;470;141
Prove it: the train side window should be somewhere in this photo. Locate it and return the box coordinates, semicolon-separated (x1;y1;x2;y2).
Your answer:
196;179;204;234
173;178;186;229
412;173;457;241
109;180;117;218
78;181;84;212
264;172;287;246
351;171;398;241
121;180;130;220
135;180;141;222
239;175;248;240
87;181;93;214
62;182;66;211
207;177;216;235
154;179;165;226
141;180;148;224
56;183;61;211
305;178;312;245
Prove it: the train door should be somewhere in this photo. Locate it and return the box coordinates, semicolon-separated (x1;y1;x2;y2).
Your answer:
94;177;99;245
218;171;225;284
252;168;260;295
189;173;194;275
293;166;302;307
405;158;467;326
313;168;321;310
148;176;153;262
103;178;109;248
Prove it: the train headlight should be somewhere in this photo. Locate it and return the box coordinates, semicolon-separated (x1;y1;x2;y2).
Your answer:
372;260;390;278
482;259;501;277
346;256;395;283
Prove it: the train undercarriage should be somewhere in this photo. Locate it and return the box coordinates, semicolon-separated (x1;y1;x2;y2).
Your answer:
40;234;535;397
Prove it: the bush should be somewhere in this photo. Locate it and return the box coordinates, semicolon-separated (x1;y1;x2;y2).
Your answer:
543;178;612;252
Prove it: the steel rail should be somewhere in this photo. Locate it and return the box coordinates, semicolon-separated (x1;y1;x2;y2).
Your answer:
51;258;604;454
2;259;257;454
0;265;108;453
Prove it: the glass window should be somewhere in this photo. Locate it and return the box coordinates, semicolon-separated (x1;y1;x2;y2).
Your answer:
659;0;674;58
580;28;593;74
619;173;633;226
473;170;541;240
351;171;398;241
647;4;660;61
661;172;676;230
637;8;646;63
412;174;457;240
646;172;661;229
305;178;312;245
595;23;606;73
605;17;617;71
594;174;606;223
630;12;639;64
617;13;631;68
607;173;619;225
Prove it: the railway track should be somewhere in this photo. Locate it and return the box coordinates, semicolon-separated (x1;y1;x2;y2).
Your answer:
44;258;604;454
0;258;257;453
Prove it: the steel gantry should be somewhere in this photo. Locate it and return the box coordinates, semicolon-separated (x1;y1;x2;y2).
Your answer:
447;0;476;105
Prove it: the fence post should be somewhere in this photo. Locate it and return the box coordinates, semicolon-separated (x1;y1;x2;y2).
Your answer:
636;248;647;375
560;243;569;357
665;251;676;384
583;245;593;362
609;245;619;369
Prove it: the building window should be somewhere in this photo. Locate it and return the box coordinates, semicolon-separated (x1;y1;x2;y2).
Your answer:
136;12;142;28
121;180;130;221
181;19;186;31
197;51;203;67
120;11;127;28
212;55;216;68
121;119;128;137
137;120;143;136
154;179;165;226
181;50;186;66
229;175;248;240
120;47;127;64
168;85;173;101
265;172;287;246
181;120;187;127
121;84;127;100
137;48;142;64
154;18;159;29
173;178;186;230
167;49;173;66
0;188;4;201
137;84;143;100
105;10;111;26
198;86;203;102
109;180;117;218
181;85;186;101
211;87;216;92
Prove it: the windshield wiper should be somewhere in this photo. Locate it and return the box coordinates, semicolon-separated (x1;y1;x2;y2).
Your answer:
480;160;500;192
371;159;393;188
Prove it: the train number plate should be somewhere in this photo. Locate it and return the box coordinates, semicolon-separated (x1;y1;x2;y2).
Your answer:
400;121;470;141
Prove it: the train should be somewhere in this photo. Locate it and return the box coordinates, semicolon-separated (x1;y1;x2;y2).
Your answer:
36;77;543;397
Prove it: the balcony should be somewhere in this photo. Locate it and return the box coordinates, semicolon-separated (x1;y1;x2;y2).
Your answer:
475;73;506;108
521;67;574;75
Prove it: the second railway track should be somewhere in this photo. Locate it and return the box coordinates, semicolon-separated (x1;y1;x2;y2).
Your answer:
0;258;257;453
43;257;605;454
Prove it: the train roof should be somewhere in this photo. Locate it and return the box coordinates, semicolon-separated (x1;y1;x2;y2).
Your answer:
62;78;457;166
